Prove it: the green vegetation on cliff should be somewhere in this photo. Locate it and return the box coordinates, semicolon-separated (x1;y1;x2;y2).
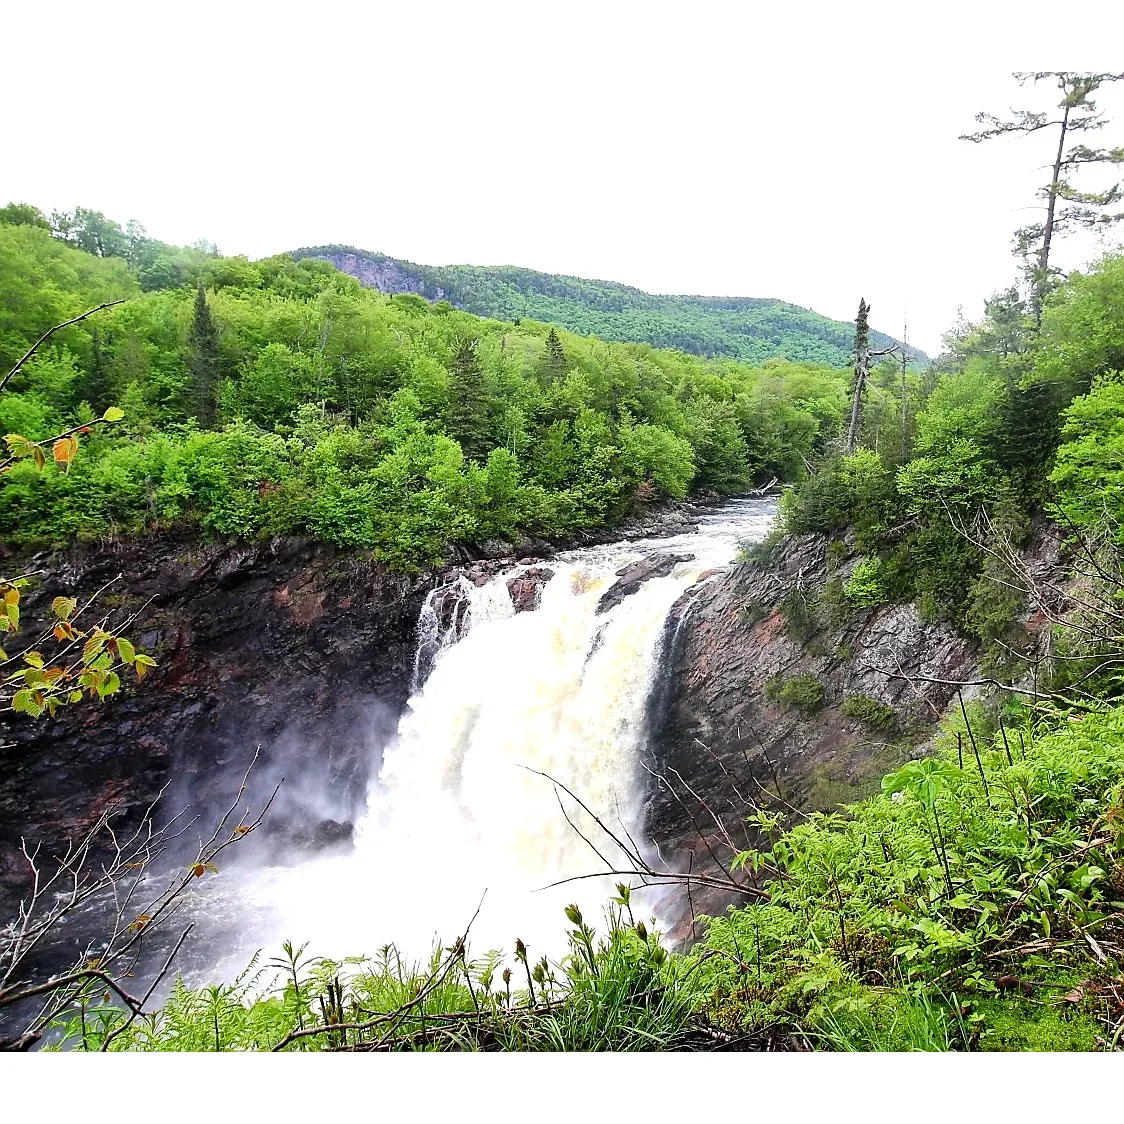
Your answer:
0;206;851;568
781;251;1124;674
292;244;924;368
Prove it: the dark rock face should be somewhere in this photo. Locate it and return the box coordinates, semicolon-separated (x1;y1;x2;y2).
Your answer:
597;553;695;614
507;567;555;614
0;532;432;919
644;533;983;942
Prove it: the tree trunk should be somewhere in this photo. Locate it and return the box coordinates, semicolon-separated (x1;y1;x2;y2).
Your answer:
1036;98;1071;324
845;310;870;456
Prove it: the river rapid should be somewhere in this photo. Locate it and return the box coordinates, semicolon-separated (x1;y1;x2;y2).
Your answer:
175;497;777;982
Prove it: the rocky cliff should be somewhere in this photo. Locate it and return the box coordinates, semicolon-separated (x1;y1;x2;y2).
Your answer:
0;533;432;917
644;526;1063;942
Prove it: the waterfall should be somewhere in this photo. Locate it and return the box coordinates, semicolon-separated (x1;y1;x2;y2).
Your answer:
267;557;695;961
190;499;777;977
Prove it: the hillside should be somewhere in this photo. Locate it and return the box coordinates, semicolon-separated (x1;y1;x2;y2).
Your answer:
291;246;926;367
0;211;857;571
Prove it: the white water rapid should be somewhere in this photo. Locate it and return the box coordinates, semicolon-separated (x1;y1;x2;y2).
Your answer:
191;498;776;979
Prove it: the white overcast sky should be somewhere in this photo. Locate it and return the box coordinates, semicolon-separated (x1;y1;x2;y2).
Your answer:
4;1;1124;355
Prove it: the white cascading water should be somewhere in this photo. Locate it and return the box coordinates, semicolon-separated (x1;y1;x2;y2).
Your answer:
193;499;775;977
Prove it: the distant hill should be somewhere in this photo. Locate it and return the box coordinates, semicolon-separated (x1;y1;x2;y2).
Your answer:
291;245;926;368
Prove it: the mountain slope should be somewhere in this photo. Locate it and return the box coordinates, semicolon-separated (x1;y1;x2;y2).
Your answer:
291;246;926;368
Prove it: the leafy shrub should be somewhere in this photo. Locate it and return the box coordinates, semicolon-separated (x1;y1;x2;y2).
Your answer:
781;449;893;543
842;557;886;609
841;694;898;734
700;704;1124;1049
764;672;825;712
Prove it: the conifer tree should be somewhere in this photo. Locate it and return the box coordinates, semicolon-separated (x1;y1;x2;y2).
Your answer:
188;284;220;428
448;336;489;461
543;327;567;382
963;71;1124;322
80;327;114;413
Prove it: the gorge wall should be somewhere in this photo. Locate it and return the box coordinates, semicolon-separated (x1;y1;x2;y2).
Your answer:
2;512;1062;950
644;525;1066;940
0;533;431;916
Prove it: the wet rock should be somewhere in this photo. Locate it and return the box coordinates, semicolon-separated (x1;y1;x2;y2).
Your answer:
267;817;354;853
596;553;695;614
507;567;555;613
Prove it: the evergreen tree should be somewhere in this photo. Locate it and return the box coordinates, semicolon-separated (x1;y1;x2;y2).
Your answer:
448;336;490;461
188;284;220;428
963;72;1124;322
79;327;115;413
540;327;567;383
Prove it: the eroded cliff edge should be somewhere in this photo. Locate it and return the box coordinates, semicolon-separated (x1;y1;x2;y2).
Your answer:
644;526;1065;942
0;533;432;914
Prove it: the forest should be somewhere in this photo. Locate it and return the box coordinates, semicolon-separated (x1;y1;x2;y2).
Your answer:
0;205;849;568
292;244;921;367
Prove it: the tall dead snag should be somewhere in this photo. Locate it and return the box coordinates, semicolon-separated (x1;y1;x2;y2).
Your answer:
844;298;871;456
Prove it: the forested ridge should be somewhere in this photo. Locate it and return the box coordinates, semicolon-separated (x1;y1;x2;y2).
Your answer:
0;203;851;567
293;244;924;367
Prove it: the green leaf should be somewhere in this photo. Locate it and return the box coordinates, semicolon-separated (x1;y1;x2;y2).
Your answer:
51;596;78;621
114;637;136;665
96;670;121;699
11;688;42;717
102;406;125;422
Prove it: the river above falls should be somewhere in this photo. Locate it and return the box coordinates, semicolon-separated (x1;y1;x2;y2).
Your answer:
167;496;779;984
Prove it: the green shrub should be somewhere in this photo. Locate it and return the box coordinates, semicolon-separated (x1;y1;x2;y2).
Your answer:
842;557;886;609
841;694;898;734
778;587;819;642
700;704;1124;1050
764;672;825;712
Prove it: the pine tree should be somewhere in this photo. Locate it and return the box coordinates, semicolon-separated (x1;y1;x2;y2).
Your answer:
80;328;114;414
963;71;1124;323
188;284;220;428
541;327;567;383
448;337;490;461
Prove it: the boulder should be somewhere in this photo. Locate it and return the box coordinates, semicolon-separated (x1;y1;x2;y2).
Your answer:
507;567;555;613
596;552;695;614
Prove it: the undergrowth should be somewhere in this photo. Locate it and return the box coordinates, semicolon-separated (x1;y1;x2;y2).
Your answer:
700;704;1124;1051
41;705;1124;1052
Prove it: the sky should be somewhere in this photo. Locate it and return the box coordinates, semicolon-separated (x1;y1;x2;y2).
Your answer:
4;1;1124;355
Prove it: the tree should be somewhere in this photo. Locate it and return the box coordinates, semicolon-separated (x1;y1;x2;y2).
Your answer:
963;72;1124;322
188;284;220;428
0;203;50;231
844;299;900;456
844;299;871;455
79;327;114;413
447;336;490;461
541;327;567;383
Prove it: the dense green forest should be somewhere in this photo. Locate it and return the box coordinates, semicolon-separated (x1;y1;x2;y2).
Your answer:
0;204;851;567
291;245;924;367
781;253;1124;659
